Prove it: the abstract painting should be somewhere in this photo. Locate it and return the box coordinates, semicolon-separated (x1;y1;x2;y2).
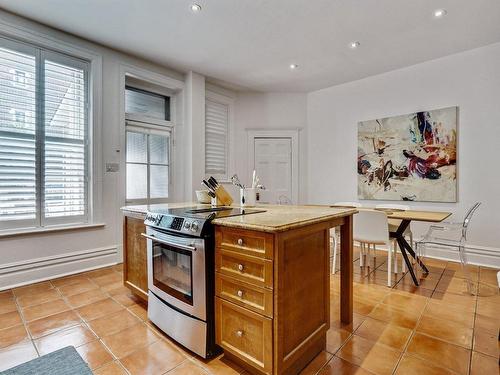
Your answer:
357;106;457;202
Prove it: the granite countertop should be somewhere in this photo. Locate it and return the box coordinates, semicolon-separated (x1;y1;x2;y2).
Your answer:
121;203;357;233
212;205;356;232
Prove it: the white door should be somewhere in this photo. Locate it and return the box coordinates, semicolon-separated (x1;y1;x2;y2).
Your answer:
253;138;293;204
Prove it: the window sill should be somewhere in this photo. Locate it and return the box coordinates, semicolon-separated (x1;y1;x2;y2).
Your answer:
0;223;106;238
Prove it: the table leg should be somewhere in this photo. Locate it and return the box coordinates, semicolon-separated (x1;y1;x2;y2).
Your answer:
340;215;353;324
396;236;419;286
390;219;429;286
398;234;429;274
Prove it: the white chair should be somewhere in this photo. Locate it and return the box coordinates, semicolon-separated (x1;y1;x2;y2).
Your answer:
354;210;394;287
375;204;413;274
330;202;362;274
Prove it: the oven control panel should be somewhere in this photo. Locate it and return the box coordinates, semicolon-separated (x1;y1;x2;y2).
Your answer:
144;213;204;237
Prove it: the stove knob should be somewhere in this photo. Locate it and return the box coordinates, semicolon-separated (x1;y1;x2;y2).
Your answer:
184;221;191;230
191;221;199;232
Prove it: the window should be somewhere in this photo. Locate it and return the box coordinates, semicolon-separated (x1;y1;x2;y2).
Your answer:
125;86;170;121
0;37;89;230
205;98;229;178
126;127;171;202
125;87;171;204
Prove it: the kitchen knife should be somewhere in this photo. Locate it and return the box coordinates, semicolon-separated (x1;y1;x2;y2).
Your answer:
202;180;215;193
208;176;219;188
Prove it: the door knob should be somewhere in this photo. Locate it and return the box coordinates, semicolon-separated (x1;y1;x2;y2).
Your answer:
237;290;243;297
238;264;244;271
237;238;244;246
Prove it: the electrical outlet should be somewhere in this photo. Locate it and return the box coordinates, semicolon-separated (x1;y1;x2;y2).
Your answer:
105;163;119;172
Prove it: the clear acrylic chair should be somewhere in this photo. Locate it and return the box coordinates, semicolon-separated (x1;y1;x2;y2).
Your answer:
416;202;481;295
331;202;362;274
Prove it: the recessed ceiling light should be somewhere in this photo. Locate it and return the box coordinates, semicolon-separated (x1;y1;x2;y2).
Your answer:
289;64;299;70
349;41;360;49
190;4;202;12
434;9;447;18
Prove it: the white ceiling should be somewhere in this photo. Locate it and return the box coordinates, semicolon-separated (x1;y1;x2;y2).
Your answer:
1;0;500;92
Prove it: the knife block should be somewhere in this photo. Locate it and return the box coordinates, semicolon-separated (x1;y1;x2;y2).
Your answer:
214;185;233;206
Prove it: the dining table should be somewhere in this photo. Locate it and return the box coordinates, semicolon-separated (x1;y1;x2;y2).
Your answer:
331;206;452;286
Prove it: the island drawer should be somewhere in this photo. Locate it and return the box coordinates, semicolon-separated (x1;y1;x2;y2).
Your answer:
216;249;273;289
216;297;272;375
216;227;274;259
216;273;273;317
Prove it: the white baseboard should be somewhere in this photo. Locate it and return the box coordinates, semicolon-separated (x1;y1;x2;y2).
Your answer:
0;245;119;290
422;243;500;269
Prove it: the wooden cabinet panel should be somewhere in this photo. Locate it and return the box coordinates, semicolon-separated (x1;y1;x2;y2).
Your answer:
123;214;148;301
216;249;273;289
216;227;274;259
216;297;272;375
216;273;273;317
273;225;330;374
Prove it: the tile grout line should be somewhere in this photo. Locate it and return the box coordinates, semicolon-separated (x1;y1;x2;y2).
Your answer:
468;281;480;375
160;358;191;375
399;264;480;375
64;270;135;375
11;289;40;358
391;290;431;375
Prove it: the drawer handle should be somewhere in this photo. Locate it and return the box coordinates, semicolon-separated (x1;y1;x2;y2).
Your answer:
237;238;244;246
237;263;244;271
237;290;244;298
235;330;244;337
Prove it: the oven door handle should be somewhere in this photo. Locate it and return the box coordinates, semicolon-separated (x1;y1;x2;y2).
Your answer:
141;233;197;252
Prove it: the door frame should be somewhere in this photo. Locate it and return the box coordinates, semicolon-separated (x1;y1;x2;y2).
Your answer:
246;129;299;204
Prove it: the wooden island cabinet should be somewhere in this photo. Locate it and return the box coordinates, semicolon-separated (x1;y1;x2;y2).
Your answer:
122;211;148;301
212;207;355;375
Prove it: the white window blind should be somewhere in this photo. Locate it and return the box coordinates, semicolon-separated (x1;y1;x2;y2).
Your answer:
125;87;170;121
0;37;89;230
205;99;228;176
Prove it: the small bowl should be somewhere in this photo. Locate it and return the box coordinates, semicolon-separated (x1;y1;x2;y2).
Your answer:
196;190;211;204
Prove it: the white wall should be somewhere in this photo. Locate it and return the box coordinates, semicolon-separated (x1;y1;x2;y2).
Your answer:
0;11;202;288
184;72;206;200
307;42;500;266
232;92;308;203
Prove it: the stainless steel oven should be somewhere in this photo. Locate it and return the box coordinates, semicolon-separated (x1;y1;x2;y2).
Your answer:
144;226;207;320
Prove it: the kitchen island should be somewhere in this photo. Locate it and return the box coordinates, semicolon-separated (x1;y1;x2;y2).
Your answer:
121;203;356;375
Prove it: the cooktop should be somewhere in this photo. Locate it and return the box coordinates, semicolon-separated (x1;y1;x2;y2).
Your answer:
144;206;266;236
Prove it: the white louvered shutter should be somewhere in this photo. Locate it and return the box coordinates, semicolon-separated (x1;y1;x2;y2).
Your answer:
0;37;89;230
42;53;88;223
0;40;38;227
205;99;228;176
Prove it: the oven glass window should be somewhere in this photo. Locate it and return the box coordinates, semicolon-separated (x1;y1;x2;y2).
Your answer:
152;242;193;305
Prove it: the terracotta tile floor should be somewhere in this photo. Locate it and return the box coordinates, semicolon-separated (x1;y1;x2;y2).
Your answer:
0;251;498;375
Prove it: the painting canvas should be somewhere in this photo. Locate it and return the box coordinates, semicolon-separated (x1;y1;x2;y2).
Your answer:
357;106;457;202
